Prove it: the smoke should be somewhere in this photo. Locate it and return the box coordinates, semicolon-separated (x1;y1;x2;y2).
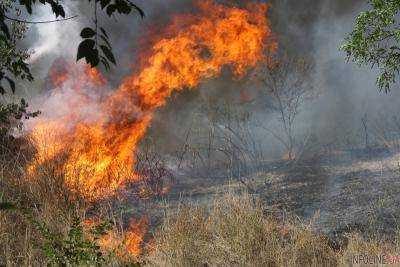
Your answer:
24;1;273;200
242;0;400;154
307;0;400;148
146;0;385;159
21;2;80;76
22;0;400;164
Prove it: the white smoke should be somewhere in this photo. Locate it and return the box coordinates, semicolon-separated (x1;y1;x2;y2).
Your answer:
28;2;81;64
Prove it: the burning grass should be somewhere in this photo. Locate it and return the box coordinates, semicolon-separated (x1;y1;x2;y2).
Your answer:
1;1;277;262
2;140;400;266
0;137;146;265
3;0;400;265
27;0;276;202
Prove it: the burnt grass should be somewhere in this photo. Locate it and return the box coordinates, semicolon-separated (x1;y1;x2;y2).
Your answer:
142;146;400;250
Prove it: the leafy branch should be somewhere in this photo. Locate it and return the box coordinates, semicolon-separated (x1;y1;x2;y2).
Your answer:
77;0;144;68
341;0;400;92
0;201;115;265
0;0;145;95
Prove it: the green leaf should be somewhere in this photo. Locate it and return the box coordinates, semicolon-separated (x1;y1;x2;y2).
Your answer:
50;2;66;18
100;35;112;49
129;2;145;18
100;27;109;39
0;202;16;211
19;0;33;14
4;76;15;93
100;56;110;71
106;4;117;16
100;0;111;9
76;39;100;67
86;48;100;67
77;39;96;61
115;0;131;14
100;45;116;65
0;20;10;39
80;27;96;39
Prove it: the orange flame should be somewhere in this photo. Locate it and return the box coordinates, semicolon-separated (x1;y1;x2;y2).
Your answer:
124;217;149;257
98;217;148;258
28;1;277;201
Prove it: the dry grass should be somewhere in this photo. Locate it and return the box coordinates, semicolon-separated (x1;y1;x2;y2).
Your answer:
146;192;337;266
0;137;84;266
146;191;400;267
337;233;400;266
2;137;400;266
0;137;145;266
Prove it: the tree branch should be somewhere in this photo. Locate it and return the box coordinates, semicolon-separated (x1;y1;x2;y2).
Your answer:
4;15;78;24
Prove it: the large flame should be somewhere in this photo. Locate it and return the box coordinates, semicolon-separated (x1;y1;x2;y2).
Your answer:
28;0;277;201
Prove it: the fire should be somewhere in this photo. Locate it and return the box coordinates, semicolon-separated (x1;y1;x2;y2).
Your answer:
47;58;69;88
28;62;108;180
28;0;277;201
124;217;149;257
98;217;149;259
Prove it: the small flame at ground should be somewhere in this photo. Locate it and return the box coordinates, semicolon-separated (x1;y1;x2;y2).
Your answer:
98;217;149;259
